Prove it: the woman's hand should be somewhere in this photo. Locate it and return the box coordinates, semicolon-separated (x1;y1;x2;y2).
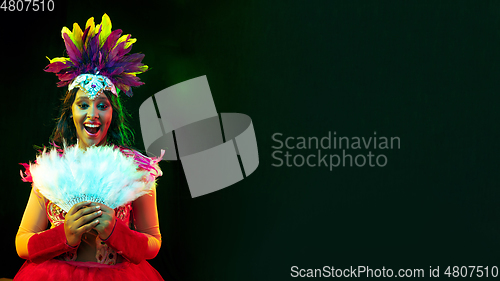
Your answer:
64;201;102;247
91;203;116;241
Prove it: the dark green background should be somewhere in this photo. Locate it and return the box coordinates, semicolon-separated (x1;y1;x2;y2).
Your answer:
1;0;500;279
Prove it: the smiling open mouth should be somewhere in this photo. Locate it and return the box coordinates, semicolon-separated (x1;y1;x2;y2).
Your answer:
84;124;101;135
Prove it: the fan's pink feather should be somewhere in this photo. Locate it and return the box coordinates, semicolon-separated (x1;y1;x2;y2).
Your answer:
20;163;33;182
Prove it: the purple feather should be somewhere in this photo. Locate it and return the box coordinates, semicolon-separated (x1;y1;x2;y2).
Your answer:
113;54;145;71
87;31;101;67
57;72;77;82
125;87;133;97
62;33;82;66
102;29;123;54
115;73;144;87
44;61;72;73
108;35;129;61
115;45;133;61
81;26;90;48
108;67;125;76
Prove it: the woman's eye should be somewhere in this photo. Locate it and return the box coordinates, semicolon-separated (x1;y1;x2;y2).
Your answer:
78;103;89;109
98;104;109;110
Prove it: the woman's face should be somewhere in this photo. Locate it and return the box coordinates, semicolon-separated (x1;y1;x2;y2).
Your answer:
71;89;113;149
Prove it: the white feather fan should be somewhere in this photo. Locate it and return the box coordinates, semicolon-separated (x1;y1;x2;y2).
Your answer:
29;145;152;212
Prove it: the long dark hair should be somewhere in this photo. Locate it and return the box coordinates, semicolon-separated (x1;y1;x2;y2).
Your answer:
51;88;135;147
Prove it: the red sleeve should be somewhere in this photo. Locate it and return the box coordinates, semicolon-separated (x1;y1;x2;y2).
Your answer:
16;188;76;263
27;224;77;263
102;219;149;264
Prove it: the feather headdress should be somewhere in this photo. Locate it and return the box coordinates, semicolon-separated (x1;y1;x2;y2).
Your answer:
44;13;148;98
26;145;159;212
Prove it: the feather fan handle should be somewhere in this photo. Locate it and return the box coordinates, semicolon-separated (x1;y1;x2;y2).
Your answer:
28;145;156;212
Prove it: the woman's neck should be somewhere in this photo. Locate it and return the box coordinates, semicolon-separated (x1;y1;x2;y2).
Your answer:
77;139;108;150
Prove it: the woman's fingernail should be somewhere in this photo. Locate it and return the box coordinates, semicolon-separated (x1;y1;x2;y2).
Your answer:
95;206;100;209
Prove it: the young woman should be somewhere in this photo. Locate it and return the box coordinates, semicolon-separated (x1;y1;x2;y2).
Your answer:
14;14;164;281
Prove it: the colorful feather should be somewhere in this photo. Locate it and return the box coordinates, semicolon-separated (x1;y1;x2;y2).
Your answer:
45;13;148;97
98;14;112;48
